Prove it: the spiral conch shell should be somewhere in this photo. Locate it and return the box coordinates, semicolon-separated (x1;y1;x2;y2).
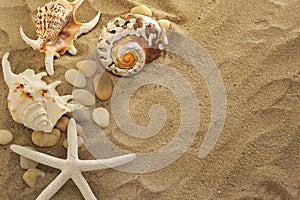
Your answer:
20;0;101;75
2;53;83;133
97;7;169;76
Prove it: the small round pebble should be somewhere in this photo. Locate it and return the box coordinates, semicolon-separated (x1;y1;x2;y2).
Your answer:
65;69;86;88
72;89;95;106
158;19;171;29
76;60;97;77
20;146;39;169
0;129;13;145
55;116;70;133
93;73;113;101
23;168;45;188
92;107;110;128
63;136;84;149
130;5;152;17
73;109;91;122
31;129;61;147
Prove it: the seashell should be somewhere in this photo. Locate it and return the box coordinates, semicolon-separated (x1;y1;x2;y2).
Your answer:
19;0;101;75
97;12;168;76
2;53;84;133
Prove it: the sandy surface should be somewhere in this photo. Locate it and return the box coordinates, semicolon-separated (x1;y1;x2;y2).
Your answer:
0;0;300;199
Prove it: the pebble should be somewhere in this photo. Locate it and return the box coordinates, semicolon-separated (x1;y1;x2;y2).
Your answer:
20;146;39;169
73;109;91;122
55;116;70;133
93;73;113;101
0;129;13;145
31;129;61;147
76;124;83;136
23;168;45;188
63;136;84;149
158;19;171;29
65;69;86;88
72;89;95;106
130;5;152;17
92;107;110;128
76;60;97;78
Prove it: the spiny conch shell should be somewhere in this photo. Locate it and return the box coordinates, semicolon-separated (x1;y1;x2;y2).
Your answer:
96;7;169;76
1;53;84;133
20;0;101;75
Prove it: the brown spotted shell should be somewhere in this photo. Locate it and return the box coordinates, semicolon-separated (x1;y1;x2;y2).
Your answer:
35;2;71;43
97;13;168;76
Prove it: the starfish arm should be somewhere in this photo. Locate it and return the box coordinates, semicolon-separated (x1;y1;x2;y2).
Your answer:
10;145;66;169
36;171;70;200
78;154;137;172
67;118;79;160
71;172;97;200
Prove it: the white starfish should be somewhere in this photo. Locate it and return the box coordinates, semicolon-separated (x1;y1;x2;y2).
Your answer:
10;118;136;200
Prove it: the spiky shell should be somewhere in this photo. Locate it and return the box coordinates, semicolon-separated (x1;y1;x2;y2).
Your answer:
20;0;101;75
35;2;70;43
97;13;168;76
2;53;82;133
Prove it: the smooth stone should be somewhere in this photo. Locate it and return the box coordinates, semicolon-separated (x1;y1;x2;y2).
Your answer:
23;168;45;188
93;73;113;101
76;60;97;78
72;89;95;106
76;124;83;136
65;69;86;88
63;136;84;149
31;129;61;147
92;107;110;128
0;129;13;145
73;109;91;122
130;5;152;17
20;146;39;169
55;116;70;133
158;19;171;29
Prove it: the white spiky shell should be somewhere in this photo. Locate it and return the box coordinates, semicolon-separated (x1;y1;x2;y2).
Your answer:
2;53;83;133
20;0;101;75
97;13;168;76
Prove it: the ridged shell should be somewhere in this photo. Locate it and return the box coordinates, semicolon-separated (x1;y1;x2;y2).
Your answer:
97;13;168;76
35;2;70;43
20;0;101;75
2;53;83;133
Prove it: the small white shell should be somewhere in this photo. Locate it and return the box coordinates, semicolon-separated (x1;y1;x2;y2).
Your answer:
2;53;83;133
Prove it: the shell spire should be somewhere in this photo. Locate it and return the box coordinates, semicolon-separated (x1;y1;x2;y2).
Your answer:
2;53;84;133
20;0;101;75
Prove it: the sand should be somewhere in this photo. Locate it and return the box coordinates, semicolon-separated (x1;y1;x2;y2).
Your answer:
0;0;300;199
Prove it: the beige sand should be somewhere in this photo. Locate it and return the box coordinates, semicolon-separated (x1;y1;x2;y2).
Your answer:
0;0;300;199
